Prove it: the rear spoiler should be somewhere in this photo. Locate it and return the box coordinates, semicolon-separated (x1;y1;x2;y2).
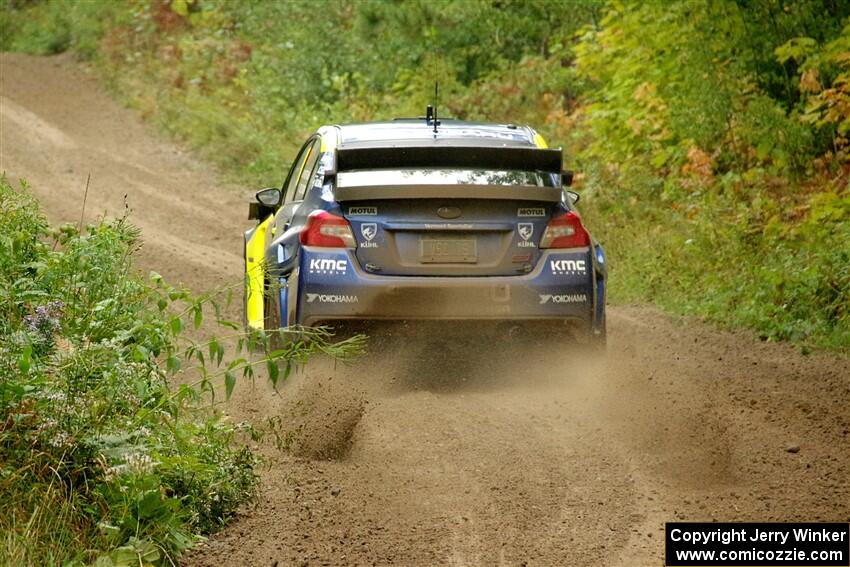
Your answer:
332;145;562;174
335;184;562;202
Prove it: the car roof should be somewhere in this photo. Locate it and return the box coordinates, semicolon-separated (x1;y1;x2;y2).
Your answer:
332;120;538;149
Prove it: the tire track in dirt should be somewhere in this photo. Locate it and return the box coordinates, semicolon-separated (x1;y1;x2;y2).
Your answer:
2;53;848;567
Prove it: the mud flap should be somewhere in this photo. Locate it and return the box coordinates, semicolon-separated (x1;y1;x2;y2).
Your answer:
278;277;288;327
245;217;272;330
593;243;607;344
274;266;300;330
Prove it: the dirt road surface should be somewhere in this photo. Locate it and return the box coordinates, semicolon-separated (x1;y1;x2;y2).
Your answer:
2;53;848;567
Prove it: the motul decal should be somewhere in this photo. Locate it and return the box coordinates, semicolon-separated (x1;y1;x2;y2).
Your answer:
348;206;377;216
518;207;546;217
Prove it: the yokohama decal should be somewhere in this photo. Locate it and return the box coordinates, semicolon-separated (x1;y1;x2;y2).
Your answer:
306;293;359;304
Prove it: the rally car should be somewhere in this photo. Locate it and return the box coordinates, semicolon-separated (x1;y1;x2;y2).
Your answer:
243;116;606;345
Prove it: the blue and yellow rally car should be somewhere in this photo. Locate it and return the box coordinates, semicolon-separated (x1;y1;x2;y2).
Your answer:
244;116;606;345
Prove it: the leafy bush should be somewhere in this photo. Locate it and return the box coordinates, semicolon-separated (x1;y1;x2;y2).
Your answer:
0;177;364;566
0;0;108;57
569;2;850;351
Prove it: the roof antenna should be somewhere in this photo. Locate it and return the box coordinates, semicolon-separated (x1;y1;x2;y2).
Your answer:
433;81;439;134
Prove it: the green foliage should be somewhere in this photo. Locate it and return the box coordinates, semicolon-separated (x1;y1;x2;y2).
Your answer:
571;1;849;178
586;176;849;350
1;0;601;184
0;177;364;565
570;2;849;351
0;0;111;57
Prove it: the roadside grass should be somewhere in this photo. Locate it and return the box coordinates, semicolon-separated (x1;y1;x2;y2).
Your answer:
0;177;364;566
583;179;850;352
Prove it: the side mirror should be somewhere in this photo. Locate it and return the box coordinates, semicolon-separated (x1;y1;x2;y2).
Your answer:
561;170;574;187
249;187;282;220
256;187;282;207
566;190;580;204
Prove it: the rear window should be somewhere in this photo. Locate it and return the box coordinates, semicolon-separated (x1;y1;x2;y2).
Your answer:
337;169;554;188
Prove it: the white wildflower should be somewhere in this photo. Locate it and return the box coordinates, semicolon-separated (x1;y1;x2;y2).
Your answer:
124;452;155;475
49;431;71;448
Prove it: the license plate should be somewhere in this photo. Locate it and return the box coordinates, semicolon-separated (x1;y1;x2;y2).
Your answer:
419;235;477;263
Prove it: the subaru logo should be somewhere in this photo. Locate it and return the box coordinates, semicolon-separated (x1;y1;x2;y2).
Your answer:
437;206;462;219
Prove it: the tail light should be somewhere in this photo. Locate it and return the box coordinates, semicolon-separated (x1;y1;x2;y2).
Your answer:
300;210;356;248
539;211;590;248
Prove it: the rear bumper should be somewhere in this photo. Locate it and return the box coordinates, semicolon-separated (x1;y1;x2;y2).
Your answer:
289;247;602;329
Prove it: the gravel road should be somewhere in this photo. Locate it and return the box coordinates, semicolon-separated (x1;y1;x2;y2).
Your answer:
2;52;847;567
